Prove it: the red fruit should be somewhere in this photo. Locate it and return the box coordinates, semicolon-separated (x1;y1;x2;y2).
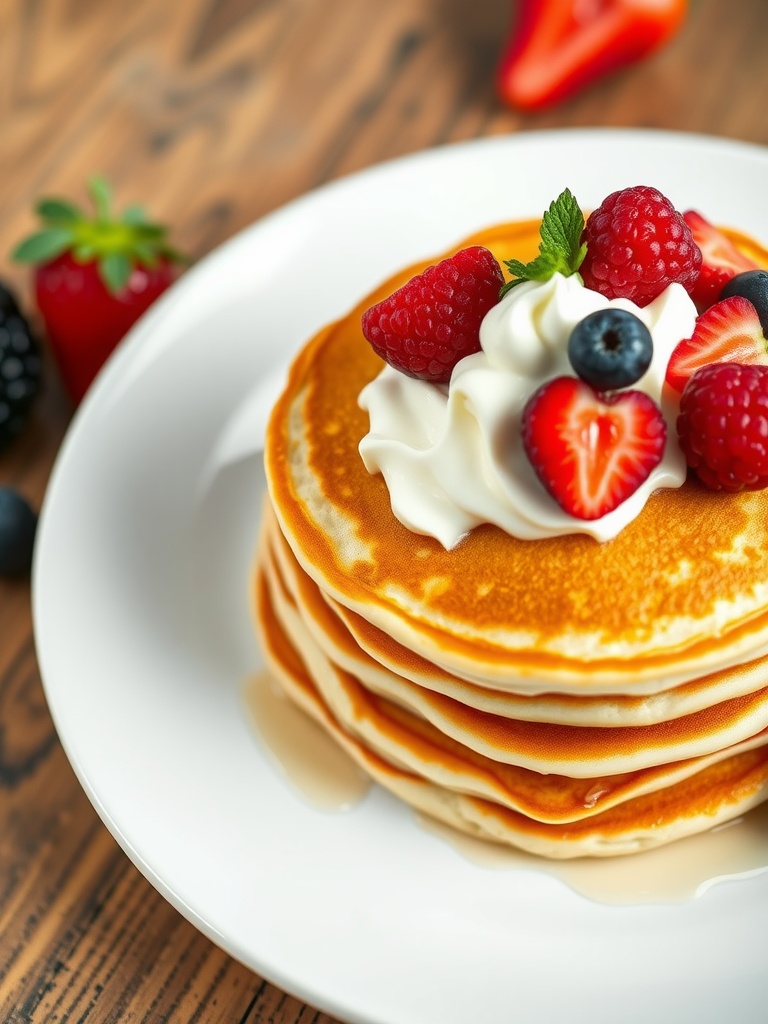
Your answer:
361;246;504;383
665;296;768;394
677;362;768;491
683;210;759;312
580;185;702;307
34;254;176;403
496;0;687;111
522;375;667;519
13;177;183;404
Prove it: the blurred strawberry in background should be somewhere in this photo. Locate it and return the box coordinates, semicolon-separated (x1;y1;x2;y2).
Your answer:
496;0;688;111
13;178;185;404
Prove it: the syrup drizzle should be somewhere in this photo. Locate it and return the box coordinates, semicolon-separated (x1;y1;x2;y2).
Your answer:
243;671;370;811
243;671;768;904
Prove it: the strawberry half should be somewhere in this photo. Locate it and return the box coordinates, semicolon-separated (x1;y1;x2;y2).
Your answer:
13;177;184;403
522;376;666;520
665;295;768;394
496;0;687;111
683;210;758;312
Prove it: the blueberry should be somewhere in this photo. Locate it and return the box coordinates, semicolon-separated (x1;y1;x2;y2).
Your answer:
567;308;653;390
0;487;37;576
720;270;768;338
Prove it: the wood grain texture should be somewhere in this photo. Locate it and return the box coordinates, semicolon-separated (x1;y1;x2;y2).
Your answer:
1;0;768;1020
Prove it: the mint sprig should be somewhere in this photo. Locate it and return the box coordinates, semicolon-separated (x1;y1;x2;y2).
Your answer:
12;176;185;295
500;188;587;297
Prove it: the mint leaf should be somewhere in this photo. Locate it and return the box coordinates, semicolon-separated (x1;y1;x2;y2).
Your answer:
12;227;73;264
500;188;586;297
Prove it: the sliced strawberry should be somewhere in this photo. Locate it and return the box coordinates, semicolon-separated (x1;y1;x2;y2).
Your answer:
665;295;768;394
683;210;758;312
522;376;666;520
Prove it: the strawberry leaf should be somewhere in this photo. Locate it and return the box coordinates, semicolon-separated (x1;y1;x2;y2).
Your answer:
12;227;74;264
122;205;149;225
12;176;186;273
89;176;113;222
132;241;160;267
36;198;83;224
99;251;132;294
501;188;586;296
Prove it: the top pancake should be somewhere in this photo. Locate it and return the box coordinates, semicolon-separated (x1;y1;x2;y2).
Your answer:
265;220;768;695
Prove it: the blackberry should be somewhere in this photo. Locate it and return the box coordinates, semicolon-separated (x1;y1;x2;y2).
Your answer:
0;281;42;452
0;487;37;575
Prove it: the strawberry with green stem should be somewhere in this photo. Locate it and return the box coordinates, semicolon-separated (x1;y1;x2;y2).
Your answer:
13;177;185;403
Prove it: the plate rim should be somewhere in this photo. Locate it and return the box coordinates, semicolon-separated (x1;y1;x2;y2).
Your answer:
32;127;768;1024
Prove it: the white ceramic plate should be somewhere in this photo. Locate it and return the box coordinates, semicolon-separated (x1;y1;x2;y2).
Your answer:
34;130;768;1024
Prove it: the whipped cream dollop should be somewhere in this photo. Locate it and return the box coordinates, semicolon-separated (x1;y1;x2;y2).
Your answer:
358;273;698;547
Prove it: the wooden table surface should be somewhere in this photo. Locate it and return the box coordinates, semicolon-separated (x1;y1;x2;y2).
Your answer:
2;1;768;1021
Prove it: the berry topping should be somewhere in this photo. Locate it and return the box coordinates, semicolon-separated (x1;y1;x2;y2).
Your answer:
0;281;42;452
683;210;758;312
720;269;768;337
665;296;768;394
13;177;184;404
361;246;503;383
677;362;768;491
0;487;37;576
522;376;666;519
580;185;702;307
567;308;653;390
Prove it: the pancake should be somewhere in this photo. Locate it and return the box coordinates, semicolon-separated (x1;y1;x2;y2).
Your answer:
267;501;768;728
260;523;768;798
254;558;768;858
264;221;768;694
256;215;768;857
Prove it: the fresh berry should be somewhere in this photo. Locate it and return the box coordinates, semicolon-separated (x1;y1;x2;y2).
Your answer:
522;376;666;519
361;246;504;383
665;296;768;394
0;282;20;318
683;210;758;312
13;177;184;404
677;362;768;491
580;186;702;308
0;283;42;452
567;308;653;390
495;0;686;111
720;270;768;336
0;487;37;576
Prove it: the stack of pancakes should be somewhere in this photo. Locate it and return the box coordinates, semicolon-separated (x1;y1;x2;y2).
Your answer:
256;220;768;858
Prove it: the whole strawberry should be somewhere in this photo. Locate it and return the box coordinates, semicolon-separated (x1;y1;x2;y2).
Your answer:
13;178;184;403
580;185;701;308
361;246;504;383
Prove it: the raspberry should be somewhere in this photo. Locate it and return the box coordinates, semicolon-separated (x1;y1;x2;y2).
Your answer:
361;246;504;383
580;186;702;308
677;362;768;491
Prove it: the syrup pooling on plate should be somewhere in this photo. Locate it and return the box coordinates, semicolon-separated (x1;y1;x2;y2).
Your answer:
417;806;768;906
243;672;370;812
243;671;768;905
